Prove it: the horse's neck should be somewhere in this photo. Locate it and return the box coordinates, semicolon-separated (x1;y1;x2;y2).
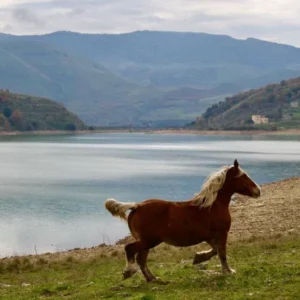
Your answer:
216;184;234;207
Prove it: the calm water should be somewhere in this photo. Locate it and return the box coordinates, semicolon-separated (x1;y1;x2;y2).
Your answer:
0;133;299;257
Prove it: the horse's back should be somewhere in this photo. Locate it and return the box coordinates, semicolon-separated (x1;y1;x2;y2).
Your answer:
130;198;192;218
128;198;172;224
127;199;175;241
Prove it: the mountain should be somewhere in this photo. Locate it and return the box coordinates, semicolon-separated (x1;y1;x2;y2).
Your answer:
19;31;300;89
0;89;86;131
1;31;300;126
0;39;163;125
195;77;300;130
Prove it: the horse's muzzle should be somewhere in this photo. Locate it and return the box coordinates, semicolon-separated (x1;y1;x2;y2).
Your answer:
252;187;261;198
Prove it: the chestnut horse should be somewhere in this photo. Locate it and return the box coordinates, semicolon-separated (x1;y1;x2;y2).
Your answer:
105;160;261;282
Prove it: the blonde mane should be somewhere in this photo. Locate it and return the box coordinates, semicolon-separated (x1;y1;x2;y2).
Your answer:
193;165;243;208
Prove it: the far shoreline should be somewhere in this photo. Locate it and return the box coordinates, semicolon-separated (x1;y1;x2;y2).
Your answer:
147;128;300;136
1;128;300;137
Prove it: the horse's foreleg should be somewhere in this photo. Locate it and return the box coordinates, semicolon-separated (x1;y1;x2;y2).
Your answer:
136;250;157;282
123;242;140;279
193;242;217;265
216;233;236;274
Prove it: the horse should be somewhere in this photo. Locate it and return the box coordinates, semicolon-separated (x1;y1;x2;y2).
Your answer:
105;160;261;283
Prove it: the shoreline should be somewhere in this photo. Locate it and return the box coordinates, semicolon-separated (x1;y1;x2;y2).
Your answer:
1;176;299;260
1;128;300;137
148;128;300;135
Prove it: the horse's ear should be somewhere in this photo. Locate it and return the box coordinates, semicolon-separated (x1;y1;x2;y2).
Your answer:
234;159;239;168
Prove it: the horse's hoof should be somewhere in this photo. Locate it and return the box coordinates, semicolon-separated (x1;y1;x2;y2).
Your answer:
193;253;207;265
122;267;138;280
229;268;236;275
222;268;236;275
149;277;169;285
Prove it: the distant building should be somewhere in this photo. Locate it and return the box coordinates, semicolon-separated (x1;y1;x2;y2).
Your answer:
252;115;269;124
290;101;299;108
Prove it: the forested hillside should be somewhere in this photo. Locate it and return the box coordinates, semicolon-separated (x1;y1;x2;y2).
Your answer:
0;89;86;132
195;77;300;130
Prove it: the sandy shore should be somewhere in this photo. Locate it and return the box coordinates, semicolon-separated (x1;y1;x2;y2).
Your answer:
148;128;300;135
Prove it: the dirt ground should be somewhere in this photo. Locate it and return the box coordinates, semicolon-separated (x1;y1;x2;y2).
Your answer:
230;177;300;241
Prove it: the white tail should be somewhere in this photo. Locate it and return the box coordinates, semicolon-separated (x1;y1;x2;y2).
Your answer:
104;198;138;221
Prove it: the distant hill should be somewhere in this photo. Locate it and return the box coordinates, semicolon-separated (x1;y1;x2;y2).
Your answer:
0;39;164;126
0;89;86;131
15;31;300;90
195;77;300;130
1;31;300;126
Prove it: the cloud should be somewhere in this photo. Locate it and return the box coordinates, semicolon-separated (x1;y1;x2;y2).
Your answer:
0;24;13;32
12;8;45;26
0;0;300;47
67;7;85;17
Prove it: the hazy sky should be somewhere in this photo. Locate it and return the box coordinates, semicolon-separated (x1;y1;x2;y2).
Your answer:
0;0;300;47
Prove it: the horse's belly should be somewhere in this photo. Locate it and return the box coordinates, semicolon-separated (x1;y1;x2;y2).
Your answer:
164;238;205;247
163;229;208;247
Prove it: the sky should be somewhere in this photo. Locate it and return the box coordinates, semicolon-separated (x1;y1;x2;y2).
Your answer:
0;0;300;47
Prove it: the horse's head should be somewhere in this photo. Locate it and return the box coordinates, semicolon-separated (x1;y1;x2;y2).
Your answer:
226;159;261;198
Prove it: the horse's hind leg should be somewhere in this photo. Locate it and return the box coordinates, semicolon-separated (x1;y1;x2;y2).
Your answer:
124;240;161;282
193;240;217;265
136;250;157;282
123;242;140;279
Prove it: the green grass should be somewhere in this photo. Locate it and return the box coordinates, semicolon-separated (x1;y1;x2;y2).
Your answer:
1;235;300;299
293;112;300;119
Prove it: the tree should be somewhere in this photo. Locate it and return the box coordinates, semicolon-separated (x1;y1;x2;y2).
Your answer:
3;107;12;118
245;119;254;125
0;113;6;127
65;123;76;131
268;94;276;103
4;120;11;131
280;80;287;86
10;110;24;130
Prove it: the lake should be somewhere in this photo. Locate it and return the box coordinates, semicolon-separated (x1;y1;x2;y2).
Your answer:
0;133;299;257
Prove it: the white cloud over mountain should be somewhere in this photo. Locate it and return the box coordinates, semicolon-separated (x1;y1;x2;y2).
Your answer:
0;0;299;46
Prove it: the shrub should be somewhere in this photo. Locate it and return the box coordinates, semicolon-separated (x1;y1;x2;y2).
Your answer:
65;123;76;131
3;107;12;118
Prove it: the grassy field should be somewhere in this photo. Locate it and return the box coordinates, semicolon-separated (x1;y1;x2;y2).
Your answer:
0;234;300;300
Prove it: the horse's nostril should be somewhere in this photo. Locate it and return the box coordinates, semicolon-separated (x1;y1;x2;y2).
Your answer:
253;188;261;198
